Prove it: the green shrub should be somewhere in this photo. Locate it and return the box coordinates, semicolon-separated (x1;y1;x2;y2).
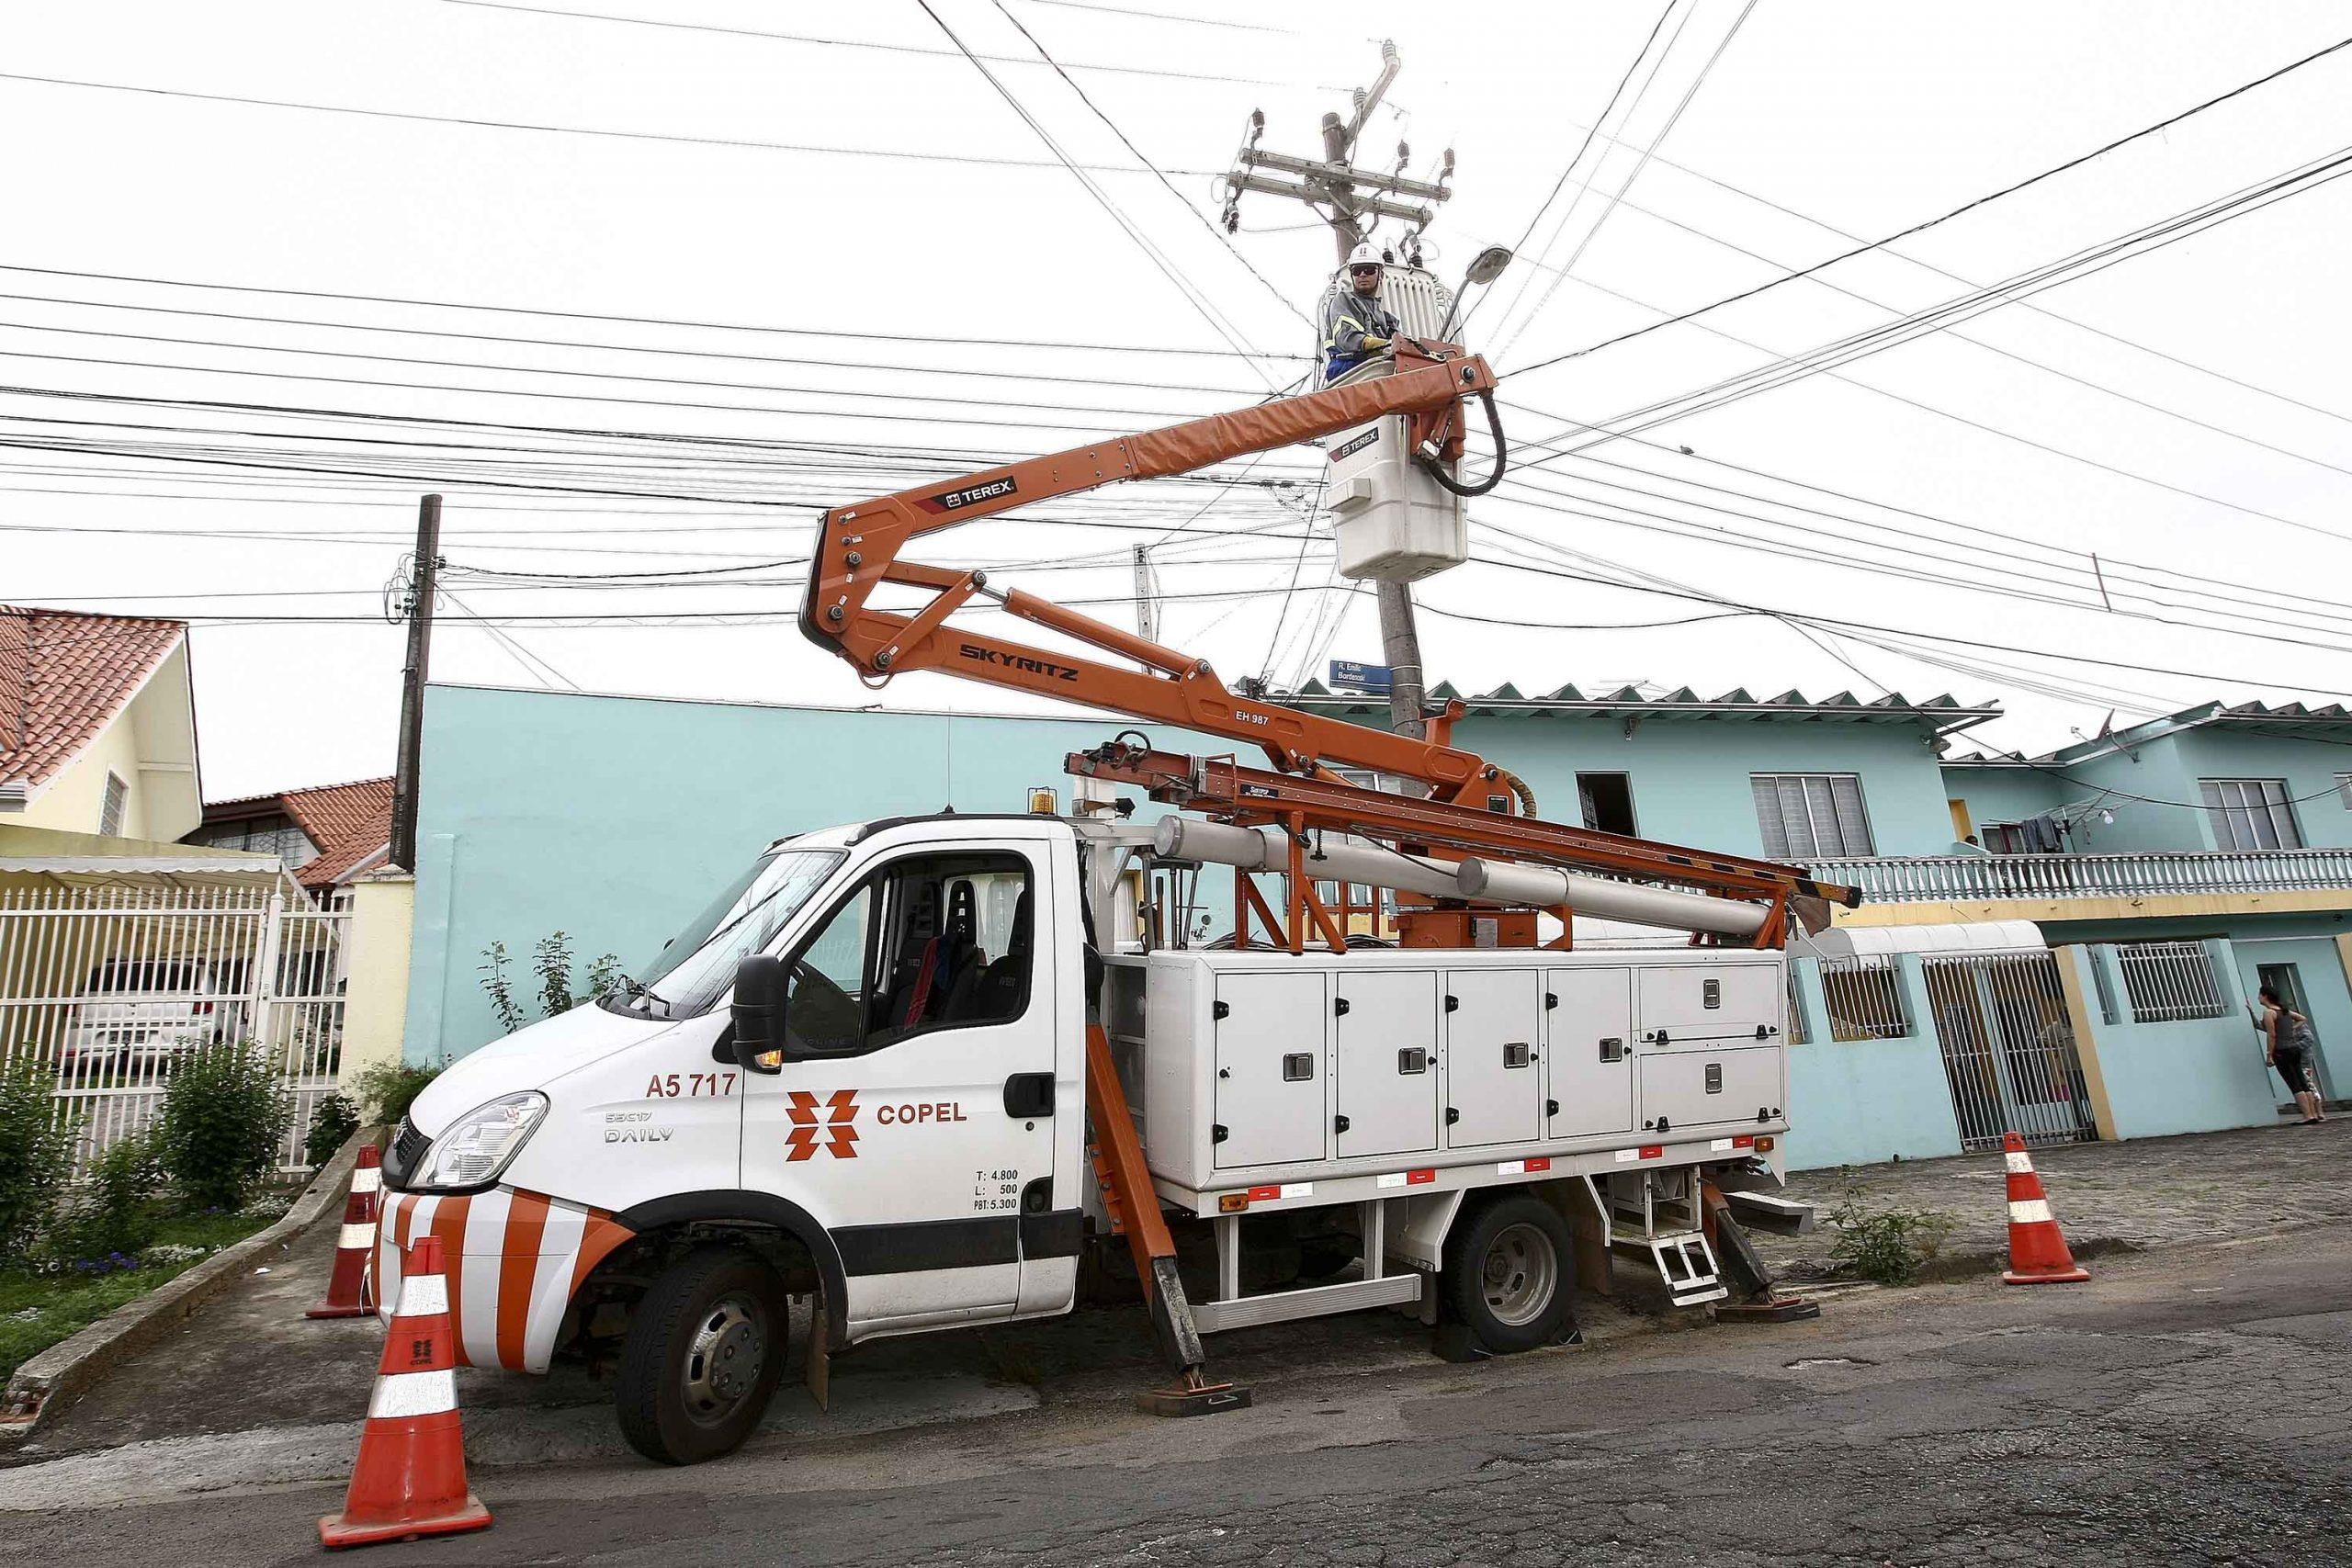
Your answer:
0;1061;77;1263
303;1093;361;1168
153;1041;291;1212
47;1131;164;1262
351;1059;441;1127
1828;1190;1955;1286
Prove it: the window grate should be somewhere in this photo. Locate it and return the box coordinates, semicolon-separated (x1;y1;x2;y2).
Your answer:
2113;941;2229;1022
1752;773;1875;858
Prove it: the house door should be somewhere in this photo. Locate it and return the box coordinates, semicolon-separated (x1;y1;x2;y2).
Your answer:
2256;963;2335;1101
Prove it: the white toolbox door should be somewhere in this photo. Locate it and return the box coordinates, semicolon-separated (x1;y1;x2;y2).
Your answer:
1635;963;1782;1046
1638;1043;1785;1135
1334;969;1440;1159
1443;968;1544;1148
1213;970;1329;1170
1543;966;1636;1139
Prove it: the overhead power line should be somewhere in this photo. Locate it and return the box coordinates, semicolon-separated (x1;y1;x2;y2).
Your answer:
0;263;1308;362
1461;0;1680;343
440;0;1339;88
0;72;1227;176
914;0;1280;381
986;0;1313;329
1507;31;2352;375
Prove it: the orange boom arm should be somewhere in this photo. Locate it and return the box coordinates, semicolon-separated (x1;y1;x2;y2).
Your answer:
798;350;1507;799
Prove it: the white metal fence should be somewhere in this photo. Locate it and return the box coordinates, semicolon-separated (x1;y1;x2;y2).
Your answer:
2112;940;2230;1022
0;885;349;1179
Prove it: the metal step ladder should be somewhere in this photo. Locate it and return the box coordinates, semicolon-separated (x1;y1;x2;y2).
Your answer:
1582;1168;1730;1308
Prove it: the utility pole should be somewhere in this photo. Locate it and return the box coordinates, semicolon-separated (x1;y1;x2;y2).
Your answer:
389;493;442;872
1221;42;1454;743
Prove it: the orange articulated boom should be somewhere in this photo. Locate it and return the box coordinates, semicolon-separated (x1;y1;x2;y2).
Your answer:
797;345;1858;946
798;349;1504;799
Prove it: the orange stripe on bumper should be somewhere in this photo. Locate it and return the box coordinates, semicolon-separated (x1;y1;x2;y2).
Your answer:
497;1190;551;1370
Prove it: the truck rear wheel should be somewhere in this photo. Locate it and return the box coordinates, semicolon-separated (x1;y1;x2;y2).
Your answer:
1442;1194;1574;1354
616;1245;788;1466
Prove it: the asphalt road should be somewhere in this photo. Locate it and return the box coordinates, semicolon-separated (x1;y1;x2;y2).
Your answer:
6;1225;2346;1566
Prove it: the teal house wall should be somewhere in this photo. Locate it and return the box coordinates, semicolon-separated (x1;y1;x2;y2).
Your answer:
1438;713;1959;858
403;683;1239;1062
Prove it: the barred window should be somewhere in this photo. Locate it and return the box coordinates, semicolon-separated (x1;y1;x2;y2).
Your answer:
2114;941;2228;1021
1751;773;1874;858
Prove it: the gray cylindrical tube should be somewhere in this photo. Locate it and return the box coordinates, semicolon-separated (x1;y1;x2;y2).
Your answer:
1154;818;1469;901
1459;856;1767;937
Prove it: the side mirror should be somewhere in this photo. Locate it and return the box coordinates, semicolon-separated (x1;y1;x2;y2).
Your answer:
730;953;788;1073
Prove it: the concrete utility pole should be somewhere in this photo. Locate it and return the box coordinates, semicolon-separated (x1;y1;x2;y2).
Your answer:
389;492;441;872
1221;42;1453;742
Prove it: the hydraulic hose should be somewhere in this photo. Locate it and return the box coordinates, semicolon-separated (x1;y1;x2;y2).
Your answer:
1416;388;1507;498
1491;766;1537;817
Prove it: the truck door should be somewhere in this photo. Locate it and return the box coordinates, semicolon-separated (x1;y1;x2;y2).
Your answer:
740;843;1056;1332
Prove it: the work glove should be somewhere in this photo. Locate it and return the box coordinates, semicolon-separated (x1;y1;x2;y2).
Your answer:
1361;335;1391;351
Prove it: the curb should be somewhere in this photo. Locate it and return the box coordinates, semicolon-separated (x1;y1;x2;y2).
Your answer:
0;1126;381;1446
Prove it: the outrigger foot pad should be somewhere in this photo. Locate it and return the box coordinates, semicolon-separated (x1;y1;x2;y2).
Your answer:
1135;1379;1252;1417
1431;1322;1491;1363
1713;1294;1821;1324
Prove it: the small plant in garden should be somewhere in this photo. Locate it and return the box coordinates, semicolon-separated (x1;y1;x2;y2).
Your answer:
479;941;528;1034
303;1092;361;1167
352;1058;443;1126
1828;1189;1955;1286
46;1130;164;1263
152;1040;292;1213
0;1060;77;1265
479;931;625;1033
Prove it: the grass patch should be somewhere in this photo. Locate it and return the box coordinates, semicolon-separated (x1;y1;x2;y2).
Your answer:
0;1203;285;1382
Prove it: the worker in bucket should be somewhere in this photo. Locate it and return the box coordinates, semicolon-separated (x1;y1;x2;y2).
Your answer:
1321;242;1401;385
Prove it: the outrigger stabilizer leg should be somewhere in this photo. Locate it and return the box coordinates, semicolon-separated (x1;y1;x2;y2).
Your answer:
1084;1024;1251;1417
1701;1181;1822;1323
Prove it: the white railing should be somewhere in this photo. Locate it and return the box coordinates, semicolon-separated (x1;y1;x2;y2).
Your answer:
1810;847;2352;903
0;885;350;1178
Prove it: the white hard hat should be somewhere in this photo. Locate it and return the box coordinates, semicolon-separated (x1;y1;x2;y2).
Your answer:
1346;242;1384;271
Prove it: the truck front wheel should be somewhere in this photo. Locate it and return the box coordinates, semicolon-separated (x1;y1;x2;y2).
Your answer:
616;1245;789;1465
1442;1194;1575;1353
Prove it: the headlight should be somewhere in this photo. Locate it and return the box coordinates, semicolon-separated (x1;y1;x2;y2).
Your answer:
415;1092;548;1190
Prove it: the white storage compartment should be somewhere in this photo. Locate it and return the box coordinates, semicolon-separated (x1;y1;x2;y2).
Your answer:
1443;968;1543;1147
1636;962;1782;1046
1638;1044;1784;1136
1544;965;1635;1140
1334;969;1440;1159
1211;971;1329;1171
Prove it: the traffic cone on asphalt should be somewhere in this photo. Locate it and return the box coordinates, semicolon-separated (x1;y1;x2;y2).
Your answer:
1998;1132;2091;1286
318;1235;492;1550
305;1145;381;1320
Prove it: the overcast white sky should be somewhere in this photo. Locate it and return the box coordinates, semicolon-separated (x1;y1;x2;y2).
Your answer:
6;0;2351;800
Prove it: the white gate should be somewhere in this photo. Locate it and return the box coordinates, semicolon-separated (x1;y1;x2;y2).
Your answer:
0;885;351;1178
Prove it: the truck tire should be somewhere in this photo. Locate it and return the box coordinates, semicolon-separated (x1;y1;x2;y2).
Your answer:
616;1245;788;1466
1442;1193;1574;1354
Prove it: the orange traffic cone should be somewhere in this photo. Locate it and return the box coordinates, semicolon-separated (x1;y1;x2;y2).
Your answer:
318;1235;493;1550
1999;1132;2090;1286
306;1145;381;1320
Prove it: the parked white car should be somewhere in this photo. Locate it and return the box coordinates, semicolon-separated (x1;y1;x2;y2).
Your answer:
61;960;235;1076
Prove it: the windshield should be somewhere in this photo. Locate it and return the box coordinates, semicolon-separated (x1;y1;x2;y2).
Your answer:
605;847;845;1020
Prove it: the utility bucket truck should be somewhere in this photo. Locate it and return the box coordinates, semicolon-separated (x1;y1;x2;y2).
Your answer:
377;344;1856;1465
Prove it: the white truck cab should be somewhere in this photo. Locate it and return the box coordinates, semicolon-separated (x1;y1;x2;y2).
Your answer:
379;811;1797;1465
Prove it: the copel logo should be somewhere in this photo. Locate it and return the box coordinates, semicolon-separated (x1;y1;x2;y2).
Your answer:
785;1089;859;1161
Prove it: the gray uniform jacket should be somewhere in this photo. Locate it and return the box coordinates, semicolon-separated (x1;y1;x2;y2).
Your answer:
1320;287;1401;382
